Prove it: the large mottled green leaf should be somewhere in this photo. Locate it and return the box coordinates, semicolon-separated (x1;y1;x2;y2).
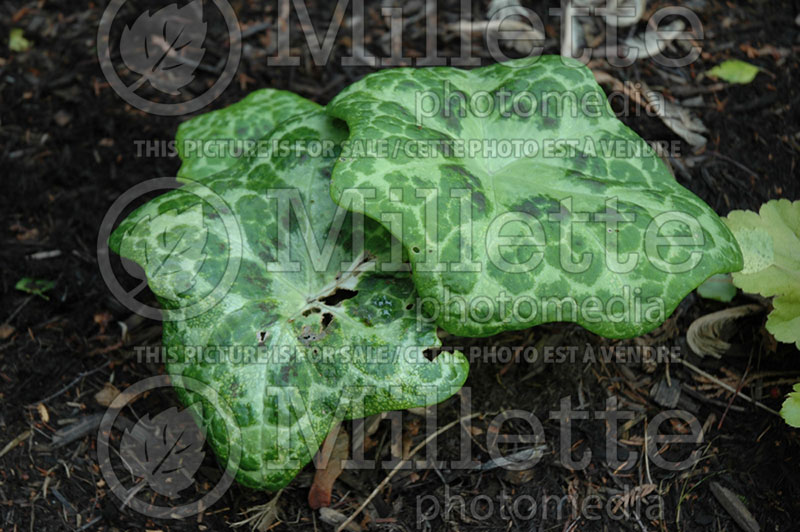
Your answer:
327;55;743;338
724;199;800;349
176;89;321;181
110;110;468;490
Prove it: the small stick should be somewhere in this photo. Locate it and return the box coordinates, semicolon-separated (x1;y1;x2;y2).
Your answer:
680;359;778;416
706;150;759;178
718;363;750;429
27;360;111;407
0;429;32;459
337;412;482;532
4;295;32;325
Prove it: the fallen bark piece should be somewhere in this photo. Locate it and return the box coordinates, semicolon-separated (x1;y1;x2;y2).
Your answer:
50;413;104;449
710;482;760;532
651;377;681;408
94;381;121;407
687;304;763;358
320;507;362;532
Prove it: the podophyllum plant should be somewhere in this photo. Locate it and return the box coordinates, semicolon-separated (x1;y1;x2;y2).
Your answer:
108;56;743;490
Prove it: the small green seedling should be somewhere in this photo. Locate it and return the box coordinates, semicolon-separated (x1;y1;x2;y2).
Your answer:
706;59;760;85
16;277;55;300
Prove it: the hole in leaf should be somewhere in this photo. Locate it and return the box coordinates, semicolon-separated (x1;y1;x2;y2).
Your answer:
302;307;321;317
321;312;333;329
406;303;414;310
298;325;318;345
422;348;439;361
319;288;358;306
412;246;420;253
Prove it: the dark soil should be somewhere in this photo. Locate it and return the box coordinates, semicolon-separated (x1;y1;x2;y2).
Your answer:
1;0;799;531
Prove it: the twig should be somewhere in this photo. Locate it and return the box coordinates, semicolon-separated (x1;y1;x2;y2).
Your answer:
75;515;102;531
679;359;779;415
706;150;759;178
681;384;746;412
230;489;283;530
27;360;111;407
0;430;32;459
4;295;32;325
121;479;146;509
49;414;105;449
337;412;483;532
718;363;750;429
241;21;272;39
643;420;653;486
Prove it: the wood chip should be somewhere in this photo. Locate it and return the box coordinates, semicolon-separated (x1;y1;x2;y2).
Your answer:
646;88;708;147
0;323;15;340
37;403;50;423
50;414;104;449
53;110;71;127
320;507;362;532
504;468;536;485
710;482;760;532
650;377;681;408
478;445;546;471
0;430;31;459
27;249;62;260
94;382;120;407
687;304;763;358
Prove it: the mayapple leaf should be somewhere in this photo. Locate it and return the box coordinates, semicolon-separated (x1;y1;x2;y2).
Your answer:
176;89;322;182
327;55;743;338
109;109;468;491
118;203;209;298
120;0;207;95
724;199;800;349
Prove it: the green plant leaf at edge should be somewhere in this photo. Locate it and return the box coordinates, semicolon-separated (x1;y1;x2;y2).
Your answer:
696;273;737;303
109;108;468;491
781;383;800;428
724;199;800;349
327;55;743;338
